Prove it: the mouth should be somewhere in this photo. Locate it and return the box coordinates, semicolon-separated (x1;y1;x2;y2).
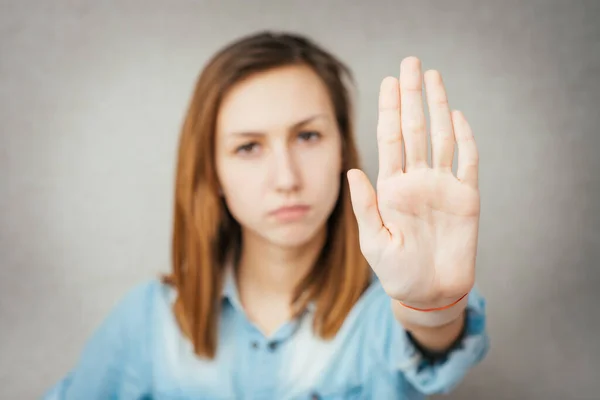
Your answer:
269;205;311;222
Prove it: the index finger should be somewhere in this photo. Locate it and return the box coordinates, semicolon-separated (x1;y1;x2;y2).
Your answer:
376;76;403;180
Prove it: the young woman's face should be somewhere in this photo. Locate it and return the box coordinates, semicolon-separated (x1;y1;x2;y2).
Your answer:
215;65;343;248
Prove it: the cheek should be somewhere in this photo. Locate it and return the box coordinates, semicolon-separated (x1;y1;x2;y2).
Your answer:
301;146;343;201
218;162;266;221
319;165;342;204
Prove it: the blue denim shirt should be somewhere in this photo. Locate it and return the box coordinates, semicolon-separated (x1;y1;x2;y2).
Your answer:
43;271;489;400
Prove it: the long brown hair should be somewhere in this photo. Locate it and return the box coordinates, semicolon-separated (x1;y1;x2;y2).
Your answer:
163;31;372;359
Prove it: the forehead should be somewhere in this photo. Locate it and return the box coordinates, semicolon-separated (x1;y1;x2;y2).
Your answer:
217;65;334;135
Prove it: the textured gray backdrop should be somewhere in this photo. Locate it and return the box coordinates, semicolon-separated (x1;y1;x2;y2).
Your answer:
1;1;599;399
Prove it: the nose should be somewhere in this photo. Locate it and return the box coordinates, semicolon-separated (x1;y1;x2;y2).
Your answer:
271;146;301;193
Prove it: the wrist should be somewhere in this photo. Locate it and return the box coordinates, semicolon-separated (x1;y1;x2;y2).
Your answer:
405;310;467;356
392;294;469;328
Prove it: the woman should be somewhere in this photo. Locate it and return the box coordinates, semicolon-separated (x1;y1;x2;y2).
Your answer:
44;31;489;399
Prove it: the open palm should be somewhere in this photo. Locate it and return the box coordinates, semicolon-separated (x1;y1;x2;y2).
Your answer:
348;57;480;308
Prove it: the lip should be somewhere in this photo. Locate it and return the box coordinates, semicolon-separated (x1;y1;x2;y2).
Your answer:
269;205;311;222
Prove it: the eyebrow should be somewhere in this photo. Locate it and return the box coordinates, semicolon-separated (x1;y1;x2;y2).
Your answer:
227;114;328;138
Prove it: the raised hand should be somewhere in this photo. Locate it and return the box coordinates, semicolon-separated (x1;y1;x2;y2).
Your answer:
348;56;480;315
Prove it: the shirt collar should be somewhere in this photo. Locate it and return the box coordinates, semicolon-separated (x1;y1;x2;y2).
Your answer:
221;261;243;310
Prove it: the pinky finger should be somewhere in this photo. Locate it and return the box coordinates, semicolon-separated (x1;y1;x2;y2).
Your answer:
453;110;479;189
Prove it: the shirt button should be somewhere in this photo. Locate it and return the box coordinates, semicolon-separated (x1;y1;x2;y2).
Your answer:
310;393;320;400
268;341;278;351
251;341;259;349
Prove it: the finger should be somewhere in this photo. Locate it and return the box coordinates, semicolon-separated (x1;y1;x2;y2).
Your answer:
377;77;403;179
452;110;479;188
347;169;387;240
424;70;455;170
400;56;428;171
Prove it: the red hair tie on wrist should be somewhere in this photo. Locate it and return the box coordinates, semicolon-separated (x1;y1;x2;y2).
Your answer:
399;292;468;312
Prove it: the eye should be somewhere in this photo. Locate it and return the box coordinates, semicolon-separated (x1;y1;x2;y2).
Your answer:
298;131;321;142
235;142;260;155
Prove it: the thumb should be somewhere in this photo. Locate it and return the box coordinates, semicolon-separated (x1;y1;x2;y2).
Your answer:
347;169;385;240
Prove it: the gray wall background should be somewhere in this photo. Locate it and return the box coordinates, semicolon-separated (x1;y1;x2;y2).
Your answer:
1;0;599;399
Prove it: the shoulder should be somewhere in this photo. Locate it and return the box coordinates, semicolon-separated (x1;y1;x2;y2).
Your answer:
101;278;174;335
113;278;164;314
84;278;176;372
121;278;162;303
41;279;174;399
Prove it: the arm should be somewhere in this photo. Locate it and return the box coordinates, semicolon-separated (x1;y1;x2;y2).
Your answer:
396;308;466;354
363;283;488;395
396;287;489;394
391;294;469;355
347;56;489;395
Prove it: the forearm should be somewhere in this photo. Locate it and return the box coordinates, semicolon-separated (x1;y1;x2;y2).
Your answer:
391;296;468;353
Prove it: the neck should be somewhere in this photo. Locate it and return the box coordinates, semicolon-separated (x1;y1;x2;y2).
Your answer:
236;228;326;304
